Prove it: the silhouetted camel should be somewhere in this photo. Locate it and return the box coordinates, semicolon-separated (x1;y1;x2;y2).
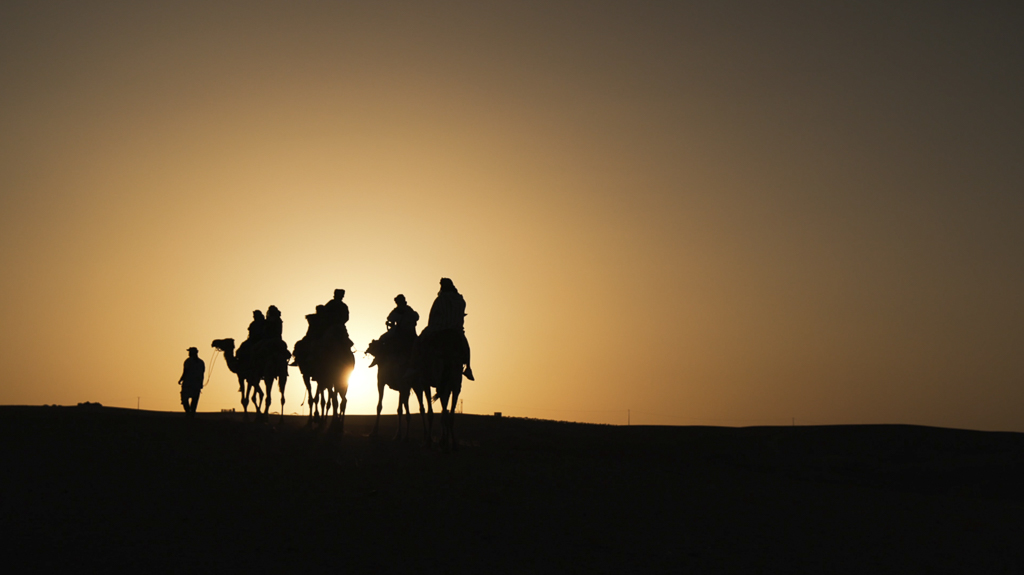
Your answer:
295;341;337;424
409;331;464;451
211;337;290;423
293;324;355;431
251;338;292;423
366;335;431;441
210;338;263;419
296;361;325;423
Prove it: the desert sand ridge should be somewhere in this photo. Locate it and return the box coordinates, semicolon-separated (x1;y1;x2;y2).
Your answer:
2;405;1021;573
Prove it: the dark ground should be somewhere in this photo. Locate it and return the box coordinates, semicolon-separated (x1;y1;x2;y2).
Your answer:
1;405;1022;574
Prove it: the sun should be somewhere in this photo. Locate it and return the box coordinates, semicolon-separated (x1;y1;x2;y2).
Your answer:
342;354;382;414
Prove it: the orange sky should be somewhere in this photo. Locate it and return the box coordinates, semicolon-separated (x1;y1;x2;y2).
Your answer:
1;2;1022;429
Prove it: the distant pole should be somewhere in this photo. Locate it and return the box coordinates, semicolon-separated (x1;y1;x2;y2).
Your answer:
137;397;140;410
628;409;630;426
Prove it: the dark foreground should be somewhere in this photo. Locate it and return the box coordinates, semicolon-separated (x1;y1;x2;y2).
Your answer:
2;406;1022;574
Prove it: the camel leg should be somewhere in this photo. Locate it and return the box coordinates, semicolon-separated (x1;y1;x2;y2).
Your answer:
414;389;430;445
310;377;320;425
264;378;274;418
321;385;331;422
400;389;414;441
437;390;451;451
393;390;406;441
251;380;264;416
243;381;255;421
240;376;250;418
316;387;327;425
372;378;385;438
310;386;318;423
428;391;435;445
278;374;287;425
303;374;314;423
405;403;413;442
323;389;331;419
449;386;461;452
334;370;350;433
339;395;347;433
311;384;321;424
404;390;413;441
237;375;247;412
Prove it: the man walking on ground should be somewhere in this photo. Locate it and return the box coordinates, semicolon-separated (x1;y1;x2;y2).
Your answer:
178;346;206;417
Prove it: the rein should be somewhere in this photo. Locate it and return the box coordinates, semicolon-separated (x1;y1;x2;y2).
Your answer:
204;349;221;389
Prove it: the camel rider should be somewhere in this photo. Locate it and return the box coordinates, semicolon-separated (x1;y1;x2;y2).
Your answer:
259;305;289;360
371;294;419;366
387;294;419;334
234;309;266;391
292;308;319;366
265;305;283;340
247;309;266;341
323;289;349;328
322;289;353;348
309;304;327;339
178;347;205;417
423;277;474;380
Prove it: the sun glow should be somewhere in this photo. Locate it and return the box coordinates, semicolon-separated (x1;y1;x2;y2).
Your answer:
3;3;1022;432
341;356;381;414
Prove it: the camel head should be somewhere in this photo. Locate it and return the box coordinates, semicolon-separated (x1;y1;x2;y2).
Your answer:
365;338;382;358
211;338;236;354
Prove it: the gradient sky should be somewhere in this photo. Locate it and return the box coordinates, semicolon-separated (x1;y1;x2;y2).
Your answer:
1;1;1022;429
